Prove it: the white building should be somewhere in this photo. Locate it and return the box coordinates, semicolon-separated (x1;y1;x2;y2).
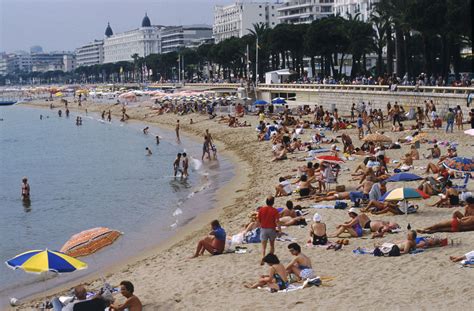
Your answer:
333;0;379;22
277;0;334;24
63;54;76;72
75;40;104;67
213;2;282;43
161;26;213;53
103;14;163;63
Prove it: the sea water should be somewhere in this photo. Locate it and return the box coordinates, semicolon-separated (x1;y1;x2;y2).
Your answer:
0;106;233;306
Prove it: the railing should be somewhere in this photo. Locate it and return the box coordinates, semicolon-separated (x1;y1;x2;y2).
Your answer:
256;83;473;95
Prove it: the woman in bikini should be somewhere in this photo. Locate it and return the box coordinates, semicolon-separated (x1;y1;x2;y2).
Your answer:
309;213;327;245
329;208;364;238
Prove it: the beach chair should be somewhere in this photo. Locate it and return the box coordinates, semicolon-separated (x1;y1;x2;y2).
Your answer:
323;166;339;191
452;174;470;191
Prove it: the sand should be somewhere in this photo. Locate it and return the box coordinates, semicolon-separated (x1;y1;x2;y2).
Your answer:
13;98;474;310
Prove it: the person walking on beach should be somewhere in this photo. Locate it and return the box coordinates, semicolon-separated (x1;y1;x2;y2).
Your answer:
173;153;183;177
182;152;189;178
110;281;142;311
202;135;211;161
175;120;180;142
21;177;30;201
258;196;281;265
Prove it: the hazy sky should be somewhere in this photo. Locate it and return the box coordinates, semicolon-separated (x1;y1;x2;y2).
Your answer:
0;0;236;52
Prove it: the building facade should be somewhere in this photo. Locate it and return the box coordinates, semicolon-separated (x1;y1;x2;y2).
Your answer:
75;40;104;67
103;14;163;63
161;26;213;53
277;0;334;24
213;2;281;43
333;0;379;22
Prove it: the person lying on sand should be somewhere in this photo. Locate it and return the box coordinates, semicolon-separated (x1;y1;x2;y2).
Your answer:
279;200;307;226
450;250;474;262
309;213;327;245
244;253;289;292
418;176;446;195
313;191;350;202
417;216;474;234
370;220;400;238
191;220;226;258
286;243;315;281
415;236;448;248
376;230;417;255
329;208;366;238
361;200;404;215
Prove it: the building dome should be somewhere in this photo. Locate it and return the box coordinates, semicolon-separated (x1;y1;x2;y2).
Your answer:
141;13;151;27
105;22;113;37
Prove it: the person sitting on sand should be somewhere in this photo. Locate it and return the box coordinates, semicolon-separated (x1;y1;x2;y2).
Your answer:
453;196;474;219
110;281;142;311
286;243;315;281
438;146;457;163
275;177;293;197
417;216;474;234
51;285;105;311
245;253;289;292
329;208;365;238
279;200;306;226
410;145;420;160
450;250;474;263
309;213;327;245
271;145;287;162
423;144;441;159
191;220;226;258
297;174;316;197
418;176;446;195
394;153;413;171
429;181;460;208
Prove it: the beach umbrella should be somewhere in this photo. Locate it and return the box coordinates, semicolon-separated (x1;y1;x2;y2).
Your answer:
253;100;268;106
271;97;286;104
386;173;423;183
362;133;392;143
382;187;429;201
464;129;474;136
443;157;474;172
5;249;87;274
315;155;345;164
60;227;122;258
54;92;64;97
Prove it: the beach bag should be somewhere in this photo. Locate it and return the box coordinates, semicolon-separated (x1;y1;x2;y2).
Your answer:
334;201;348;209
388;245;401;257
373;247;383;257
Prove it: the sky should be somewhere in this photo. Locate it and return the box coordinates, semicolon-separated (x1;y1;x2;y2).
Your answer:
0;0;236;53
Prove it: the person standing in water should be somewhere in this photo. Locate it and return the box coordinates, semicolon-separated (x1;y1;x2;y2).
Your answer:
173;153;183;177
107;110;112;122
21;177;30;201
145;147;152;156
175;120;180;142
182;153;189;178
156;136;160;145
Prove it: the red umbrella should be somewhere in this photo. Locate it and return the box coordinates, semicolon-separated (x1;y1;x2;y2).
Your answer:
316;155;345;164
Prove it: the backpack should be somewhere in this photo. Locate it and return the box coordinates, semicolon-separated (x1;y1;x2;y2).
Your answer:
388;244;401;257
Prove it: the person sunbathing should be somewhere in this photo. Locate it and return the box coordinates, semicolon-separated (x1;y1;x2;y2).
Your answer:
313;191;350;202
423;144;441;159
244;253;289;291
380;230;417;254
429;181;460;208
410;145;420;160
309;213;327;245
417;215;474;234
416;236;448;248
296;175;316;197
329;208;364;238
275;177;293;197
450;250;474;262
191;220;226;258
279;200;306;226
286;243;315;281
271;145;288;162
394;153;413;171
370;220;400;238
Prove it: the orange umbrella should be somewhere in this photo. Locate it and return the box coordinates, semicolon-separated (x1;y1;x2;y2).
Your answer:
60;227;122;258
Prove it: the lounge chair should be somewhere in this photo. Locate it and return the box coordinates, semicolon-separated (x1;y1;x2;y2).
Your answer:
452;174;470;191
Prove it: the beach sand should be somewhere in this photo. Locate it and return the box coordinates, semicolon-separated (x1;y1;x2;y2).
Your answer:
14;99;474;310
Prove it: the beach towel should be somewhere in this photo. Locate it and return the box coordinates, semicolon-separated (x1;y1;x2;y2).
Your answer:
308;149;330;157
311;204;335;209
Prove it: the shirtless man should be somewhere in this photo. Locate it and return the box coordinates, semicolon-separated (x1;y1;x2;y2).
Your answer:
173;153;183;177
286;243;315;281
21;177;30;201
182;153;189;178
110;281;142;311
453;196;474;219
417;215;474;234
279;200;306;226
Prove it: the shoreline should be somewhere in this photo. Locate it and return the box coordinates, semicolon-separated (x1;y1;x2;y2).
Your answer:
10;101;250;309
